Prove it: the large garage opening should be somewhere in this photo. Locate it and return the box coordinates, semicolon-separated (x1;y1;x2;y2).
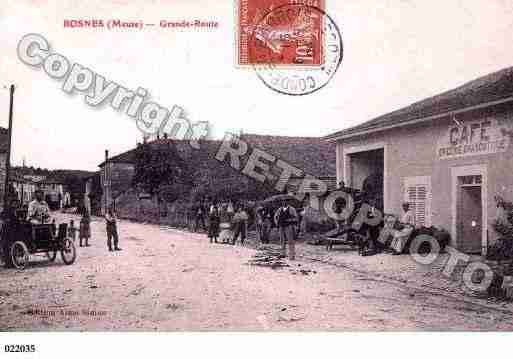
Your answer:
346;148;384;211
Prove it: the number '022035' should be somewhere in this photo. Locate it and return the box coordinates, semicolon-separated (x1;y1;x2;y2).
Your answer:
4;344;36;353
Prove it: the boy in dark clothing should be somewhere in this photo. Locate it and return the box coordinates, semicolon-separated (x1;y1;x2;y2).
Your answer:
79;212;91;247
105;208;121;251
208;204;220;243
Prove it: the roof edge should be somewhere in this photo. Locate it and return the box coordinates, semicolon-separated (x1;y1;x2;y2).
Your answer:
325;95;513;142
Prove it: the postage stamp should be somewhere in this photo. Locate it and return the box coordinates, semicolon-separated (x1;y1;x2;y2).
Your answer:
253;3;343;95
237;0;326;66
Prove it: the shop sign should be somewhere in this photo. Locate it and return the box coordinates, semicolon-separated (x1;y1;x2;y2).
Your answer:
437;118;509;159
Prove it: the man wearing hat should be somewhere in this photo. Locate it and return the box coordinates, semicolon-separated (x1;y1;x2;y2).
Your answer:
274;199;298;260
27;189;50;224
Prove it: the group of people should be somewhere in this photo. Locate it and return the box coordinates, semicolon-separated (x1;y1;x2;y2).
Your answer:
191;198;301;260
201;201;249;245
17;189;120;252
3;183;418;266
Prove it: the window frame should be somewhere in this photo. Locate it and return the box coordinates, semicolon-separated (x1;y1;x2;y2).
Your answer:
403;176;432;227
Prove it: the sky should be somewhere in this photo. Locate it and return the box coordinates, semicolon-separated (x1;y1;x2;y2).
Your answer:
1;0;513;171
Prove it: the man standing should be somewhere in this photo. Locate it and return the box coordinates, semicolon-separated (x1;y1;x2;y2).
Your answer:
232;204;249;246
296;201;306;237
27;189;50;224
194;200;206;232
105;207;121;252
255;205;271;244
390;202;415;254
1;198;20;266
274;200;298;260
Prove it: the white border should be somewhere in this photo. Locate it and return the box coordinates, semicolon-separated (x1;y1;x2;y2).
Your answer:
450;164;488;255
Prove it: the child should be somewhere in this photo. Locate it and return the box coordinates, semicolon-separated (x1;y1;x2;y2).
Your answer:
79;212;91;247
105;207;121;251
68;220;77;242
218;203;234;244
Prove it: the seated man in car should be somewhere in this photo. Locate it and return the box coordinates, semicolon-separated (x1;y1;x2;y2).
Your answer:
27;190;51;224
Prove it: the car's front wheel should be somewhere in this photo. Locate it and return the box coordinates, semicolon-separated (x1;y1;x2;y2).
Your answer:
10;241;29;269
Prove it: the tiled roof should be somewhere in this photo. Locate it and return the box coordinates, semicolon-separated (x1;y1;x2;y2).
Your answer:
100;134;336;178
240;134;336;177
326;66;513;140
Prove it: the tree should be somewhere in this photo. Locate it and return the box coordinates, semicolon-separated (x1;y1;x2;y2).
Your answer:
132;141;192;202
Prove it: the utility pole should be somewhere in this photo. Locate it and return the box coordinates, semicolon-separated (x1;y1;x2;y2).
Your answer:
3;84;14;211
104;149;109;214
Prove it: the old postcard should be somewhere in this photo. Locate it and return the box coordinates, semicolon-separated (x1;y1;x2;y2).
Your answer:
1;0;513;356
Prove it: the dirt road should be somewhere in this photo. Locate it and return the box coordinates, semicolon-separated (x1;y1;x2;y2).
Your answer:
1;214;512;331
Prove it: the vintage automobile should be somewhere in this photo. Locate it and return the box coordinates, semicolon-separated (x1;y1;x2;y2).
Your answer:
0;209;76;269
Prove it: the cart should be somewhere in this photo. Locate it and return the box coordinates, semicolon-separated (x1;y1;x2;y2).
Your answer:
324;187;382;254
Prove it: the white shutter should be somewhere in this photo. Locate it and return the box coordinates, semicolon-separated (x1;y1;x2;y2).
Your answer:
404;176;431;227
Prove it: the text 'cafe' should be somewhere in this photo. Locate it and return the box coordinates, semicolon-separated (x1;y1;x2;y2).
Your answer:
326;66;513;255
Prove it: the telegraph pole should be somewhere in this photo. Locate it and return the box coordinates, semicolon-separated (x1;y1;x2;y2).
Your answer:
104;149;109;214
3;85;15;211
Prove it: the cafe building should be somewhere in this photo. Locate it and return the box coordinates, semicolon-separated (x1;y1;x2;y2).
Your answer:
326;66;513;255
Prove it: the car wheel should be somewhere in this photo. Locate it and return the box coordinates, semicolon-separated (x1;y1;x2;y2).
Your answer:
10;241;29;270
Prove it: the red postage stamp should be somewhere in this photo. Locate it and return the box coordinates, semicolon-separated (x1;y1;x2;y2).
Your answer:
237;0;325;66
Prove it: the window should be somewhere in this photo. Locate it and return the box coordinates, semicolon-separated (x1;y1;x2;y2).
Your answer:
460;175;481;185
403;176;431;227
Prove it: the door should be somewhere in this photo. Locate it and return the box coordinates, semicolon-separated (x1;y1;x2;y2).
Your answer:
457;185;482;253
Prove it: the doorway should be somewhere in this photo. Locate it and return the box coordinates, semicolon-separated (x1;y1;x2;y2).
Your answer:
451;166;487;255
457;181;482;253
344;146;385;212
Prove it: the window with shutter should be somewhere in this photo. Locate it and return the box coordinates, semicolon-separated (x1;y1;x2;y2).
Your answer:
404;176;431;227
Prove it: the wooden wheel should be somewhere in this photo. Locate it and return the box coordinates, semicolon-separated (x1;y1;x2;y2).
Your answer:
10;241;29;269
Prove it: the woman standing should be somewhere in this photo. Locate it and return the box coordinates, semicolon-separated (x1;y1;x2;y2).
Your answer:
105;207;121;252
79;212;91;247
218;203;234;244
208;203;220;243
